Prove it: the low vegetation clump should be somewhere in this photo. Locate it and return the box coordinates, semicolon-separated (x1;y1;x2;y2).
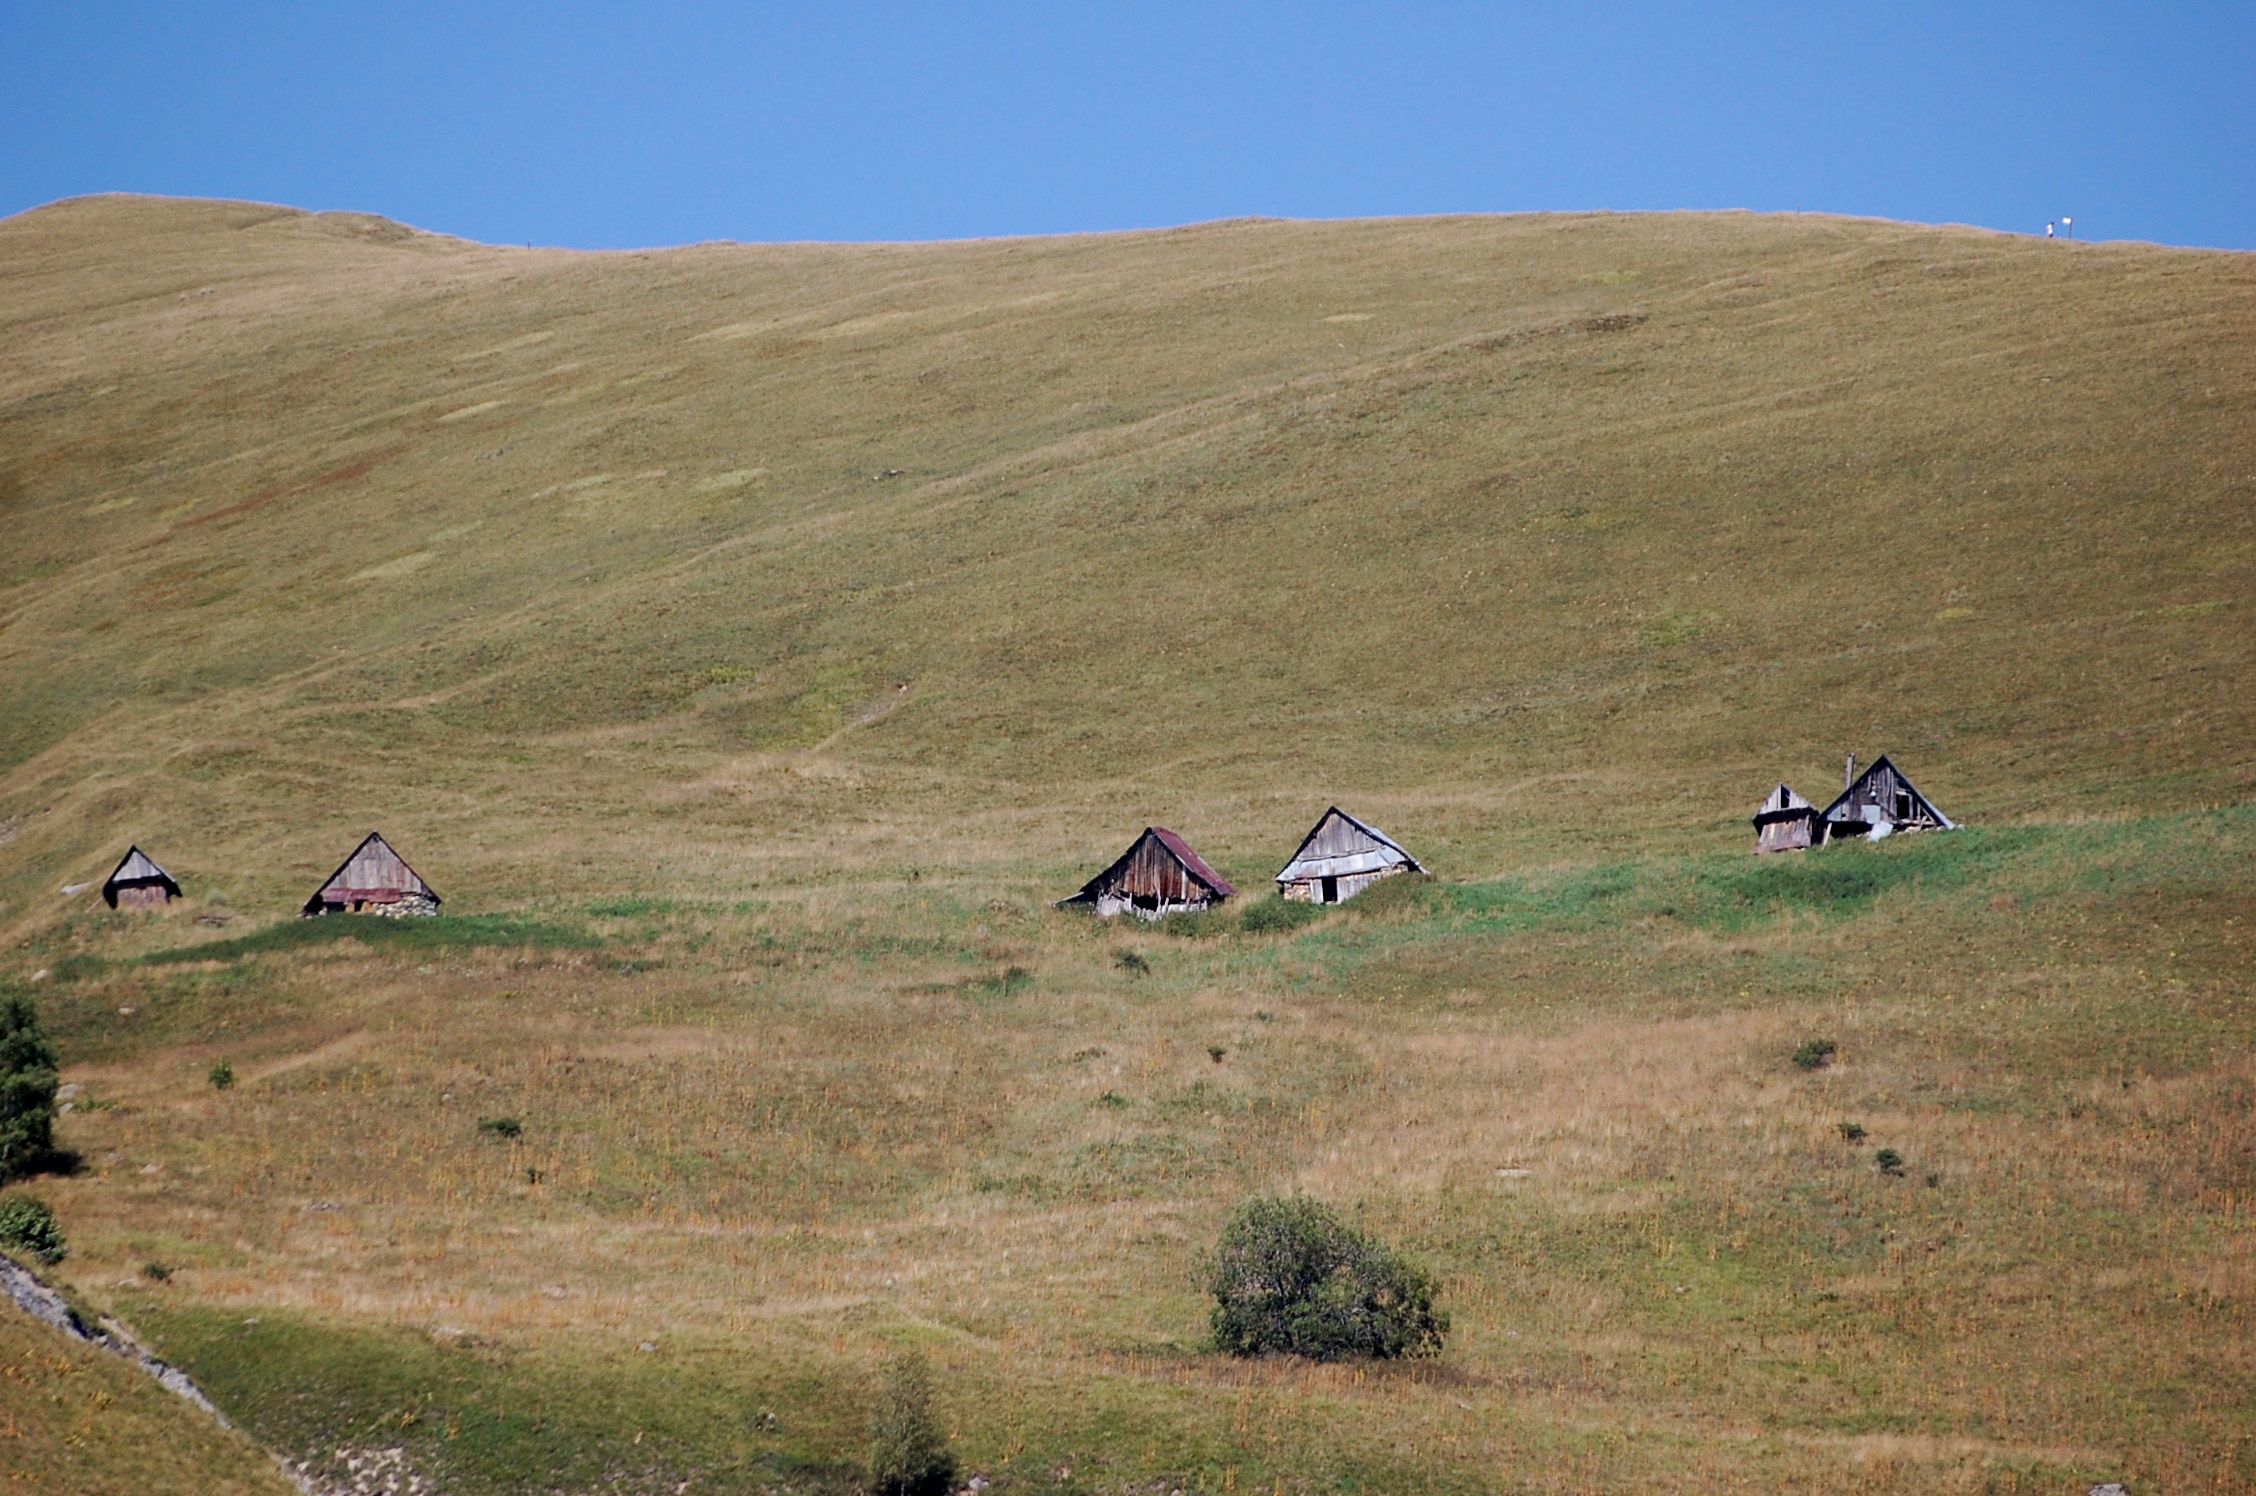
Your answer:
1792;1038;1838;1071
1239;897;1326;935
207;1058;235;1091
0;995;58;1178
1875;1148;1906;1177
867;1350;955;1496
1206;1195;1448;1362
0;1194;66;1265
477;1116;523;1140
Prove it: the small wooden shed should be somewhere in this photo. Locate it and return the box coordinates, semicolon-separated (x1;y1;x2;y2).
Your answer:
1061;827;1235;919
1751;785;1822;855
1274;806;1423;903
302;831;441;917
1822;755;1956;842
103;846;182;909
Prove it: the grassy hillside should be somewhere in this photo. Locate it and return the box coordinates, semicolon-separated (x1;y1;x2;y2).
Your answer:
0;1282;300;1496
1;196;2252;1492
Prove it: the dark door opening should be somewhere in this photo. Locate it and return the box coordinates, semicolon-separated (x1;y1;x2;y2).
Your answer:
1320;876;1338;903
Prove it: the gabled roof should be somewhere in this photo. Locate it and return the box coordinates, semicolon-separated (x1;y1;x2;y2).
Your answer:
1753;784;1816;822
1820;755;1956;829
1274;806;1423;884
103;845;180;900
1067;826;1236;904
303;831;439;914
1144;827;1236;899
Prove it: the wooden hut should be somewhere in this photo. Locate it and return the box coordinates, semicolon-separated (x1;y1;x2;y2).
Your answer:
1751;785;1822;855
1822;755;1956;842
1274;806;1423;903
102;846;181;909
1061;827;1235;919
301;831;441;917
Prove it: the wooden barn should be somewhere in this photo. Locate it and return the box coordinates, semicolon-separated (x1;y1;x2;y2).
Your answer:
302;831;441;917
1751;785;1823;855
103;846;181;909
1822;756;1956;841
1274;806;1423;903
1061;827;1235;919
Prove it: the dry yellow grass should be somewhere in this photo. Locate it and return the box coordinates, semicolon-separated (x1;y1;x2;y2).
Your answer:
0;196;2252;1492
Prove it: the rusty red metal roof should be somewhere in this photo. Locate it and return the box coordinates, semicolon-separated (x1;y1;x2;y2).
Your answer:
1147;826;1236;899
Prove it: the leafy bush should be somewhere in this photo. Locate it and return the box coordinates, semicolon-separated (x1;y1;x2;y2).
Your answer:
867;1350;954;1496
1239;897;1323;935
207;1059;235;1091
0;996;59;1178
478;1116;523;1140
1875;1148;1906;1176
0;1194;66;1265
1206;1195;1448;1362
1792;1038;1838;1071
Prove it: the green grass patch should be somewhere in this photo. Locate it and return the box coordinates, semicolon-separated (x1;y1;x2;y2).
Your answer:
131;912;601;967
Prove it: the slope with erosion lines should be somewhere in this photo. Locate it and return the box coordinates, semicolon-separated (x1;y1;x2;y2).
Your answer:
0;196;2252;921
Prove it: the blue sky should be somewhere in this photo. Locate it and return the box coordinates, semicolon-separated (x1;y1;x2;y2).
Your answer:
5;3;2252;250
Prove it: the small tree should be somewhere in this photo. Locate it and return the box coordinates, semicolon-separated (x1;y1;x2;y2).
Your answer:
0;995;59;1179
867;1351;954;1496
1206;1195;1448;1361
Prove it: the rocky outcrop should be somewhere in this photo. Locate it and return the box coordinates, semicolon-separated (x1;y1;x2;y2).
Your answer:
0;1250;329;1493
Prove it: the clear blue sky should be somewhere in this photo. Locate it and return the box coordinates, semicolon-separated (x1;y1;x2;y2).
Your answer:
5;3;2252;250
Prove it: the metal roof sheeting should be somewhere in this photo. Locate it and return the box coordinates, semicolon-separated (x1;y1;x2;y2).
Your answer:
103;844;181;905
106;846;172;886
1147;827;1236;898
1274;807;1421;885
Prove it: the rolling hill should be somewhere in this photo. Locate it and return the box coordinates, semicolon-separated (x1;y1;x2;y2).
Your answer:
1;196;2251;1493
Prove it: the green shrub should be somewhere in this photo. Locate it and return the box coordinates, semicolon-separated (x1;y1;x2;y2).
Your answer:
0;996;59;1179
207;1059;235;1091
1206;1195;1448;1362
1239;897;1323;935
1875;1148;1906;1176
478;1116;523;1140
0;1194;66;1265
1792;1038;1838;1071
867;1350;954;1496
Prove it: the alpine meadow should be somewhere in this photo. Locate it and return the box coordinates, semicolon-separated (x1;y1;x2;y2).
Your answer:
1;195;2252;1494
